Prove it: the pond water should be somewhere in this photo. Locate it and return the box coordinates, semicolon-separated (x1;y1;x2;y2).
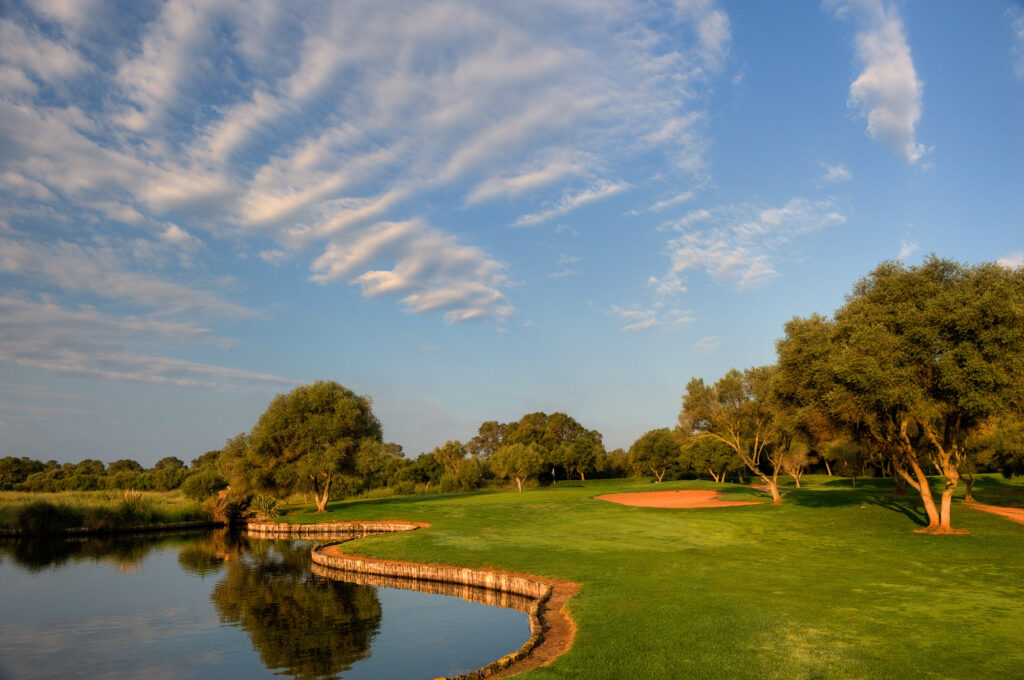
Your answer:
0;531;530;679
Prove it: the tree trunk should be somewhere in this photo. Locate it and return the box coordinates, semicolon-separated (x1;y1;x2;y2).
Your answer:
919;422;963;534
896;458;940;531
824;460;832;476
313;473;332;514
936;459;960;533
851;475;857;488
789;469;801;488
708;467;720;483
893;472;907;496
656;469;666;483
515;476;523;492
963;471;975;504
579;471;586;481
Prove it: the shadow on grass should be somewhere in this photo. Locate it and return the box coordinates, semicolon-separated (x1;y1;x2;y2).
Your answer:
785;487;929;527
285;489;498;518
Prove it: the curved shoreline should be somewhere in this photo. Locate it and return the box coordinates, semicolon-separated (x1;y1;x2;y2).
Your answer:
265;519;576;679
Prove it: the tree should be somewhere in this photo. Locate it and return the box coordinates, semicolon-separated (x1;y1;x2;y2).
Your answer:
558;438;601;481
628;429;680;483
503;411;604;481
491;443;544;492
466;421;505;460
154;456;185;471
775;258;1024;532
431;440;467;477
679;437;737;483
246;381;383;513
678;367;785;504
408;453;444;491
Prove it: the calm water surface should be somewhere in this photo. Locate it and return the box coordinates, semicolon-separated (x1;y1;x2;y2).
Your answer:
0;532;529;679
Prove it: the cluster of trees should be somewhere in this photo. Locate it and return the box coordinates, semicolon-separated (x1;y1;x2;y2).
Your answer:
204;382;629;513
8;258;1019;532
0;455;209;493
675;257;1024;533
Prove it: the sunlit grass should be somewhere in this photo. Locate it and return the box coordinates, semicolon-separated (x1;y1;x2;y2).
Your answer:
283;475;1024;680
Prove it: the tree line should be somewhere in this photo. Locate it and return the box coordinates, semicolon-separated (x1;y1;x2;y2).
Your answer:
675;257;1024;533
5;257;1021;533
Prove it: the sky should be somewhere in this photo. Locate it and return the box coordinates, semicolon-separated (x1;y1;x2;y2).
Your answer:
1;0;1022;466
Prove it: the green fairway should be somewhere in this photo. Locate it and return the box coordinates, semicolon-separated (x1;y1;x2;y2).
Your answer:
285;477;1024;680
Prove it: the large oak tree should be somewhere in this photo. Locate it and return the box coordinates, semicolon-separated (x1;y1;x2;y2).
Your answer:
246;381;383;513
775;258;1024;532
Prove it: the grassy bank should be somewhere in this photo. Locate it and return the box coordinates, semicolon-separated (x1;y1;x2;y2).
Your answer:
282;475;1024;680
0;490;208;534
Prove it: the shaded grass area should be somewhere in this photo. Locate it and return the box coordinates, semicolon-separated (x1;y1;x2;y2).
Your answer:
0;490;207;534
284;476;1024;680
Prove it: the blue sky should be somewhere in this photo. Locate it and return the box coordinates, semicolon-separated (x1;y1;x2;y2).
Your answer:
1;0;1022;466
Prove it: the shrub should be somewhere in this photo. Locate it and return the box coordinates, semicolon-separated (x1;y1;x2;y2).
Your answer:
14;500;84;534
181;468;228;501
391;480;415;496
250;494;283;520
116;490;155;525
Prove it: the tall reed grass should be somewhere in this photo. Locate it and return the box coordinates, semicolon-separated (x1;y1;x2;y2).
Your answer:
0;490;208;534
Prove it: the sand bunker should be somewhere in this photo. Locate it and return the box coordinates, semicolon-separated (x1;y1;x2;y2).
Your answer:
595;489;761;508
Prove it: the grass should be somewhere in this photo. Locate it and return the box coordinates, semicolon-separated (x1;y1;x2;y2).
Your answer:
0;490;208;534
281;475;1024;680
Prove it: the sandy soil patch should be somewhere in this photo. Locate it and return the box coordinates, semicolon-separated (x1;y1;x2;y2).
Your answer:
595;489;761;508
965;502;1024;525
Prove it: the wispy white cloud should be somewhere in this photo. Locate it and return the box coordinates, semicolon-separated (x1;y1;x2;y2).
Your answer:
0;296;295;388
0;234;252;317
606;305;695;332
0;0;732;328
467;154;590;204
663;197;846;288
693;335;722;354
897;239;918;261
1011;6;1024;80
310;219;513;323
515;181;630;227
631;191;697;215
828;0;927;163
822;163;853;183
997;251;1023;269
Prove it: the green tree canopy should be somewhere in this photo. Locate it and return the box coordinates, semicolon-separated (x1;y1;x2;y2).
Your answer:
491;442;545;492
628;428;680;483
678;367;786;504
775;257;1024;532
245;381;383;513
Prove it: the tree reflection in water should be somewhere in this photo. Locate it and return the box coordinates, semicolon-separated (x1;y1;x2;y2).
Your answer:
207;536;383;680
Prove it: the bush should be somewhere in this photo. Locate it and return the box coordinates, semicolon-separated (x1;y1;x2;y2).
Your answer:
14;500;84;534
180;469;228;501
391;480;415;496
250;494;283;520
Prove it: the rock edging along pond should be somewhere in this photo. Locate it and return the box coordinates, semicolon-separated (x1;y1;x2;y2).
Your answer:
246;519;428;536
311;541;551;680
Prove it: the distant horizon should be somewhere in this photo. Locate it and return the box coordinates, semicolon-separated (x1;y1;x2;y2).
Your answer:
1;1;1021;466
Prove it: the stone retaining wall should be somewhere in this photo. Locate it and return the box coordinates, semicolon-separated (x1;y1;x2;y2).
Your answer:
312;540;552;680
310;563;535;613
246;520;426;537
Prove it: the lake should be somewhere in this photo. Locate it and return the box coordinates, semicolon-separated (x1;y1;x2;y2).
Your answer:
0;531;530;679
